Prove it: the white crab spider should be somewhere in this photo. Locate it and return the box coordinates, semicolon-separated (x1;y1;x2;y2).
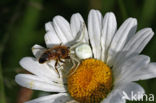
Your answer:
68;23;92;75
70;22;92;59
75;43;92;59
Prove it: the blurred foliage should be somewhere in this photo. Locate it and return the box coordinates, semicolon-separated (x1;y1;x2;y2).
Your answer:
0;0;156;103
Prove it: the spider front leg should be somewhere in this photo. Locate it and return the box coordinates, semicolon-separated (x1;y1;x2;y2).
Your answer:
68;55;80;77
69;22;86;51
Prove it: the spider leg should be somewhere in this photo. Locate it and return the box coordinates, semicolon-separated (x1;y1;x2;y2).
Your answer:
68;55;80;77
71;58;76;70
77;22;86;42
70;22;86;51
70;42;83;50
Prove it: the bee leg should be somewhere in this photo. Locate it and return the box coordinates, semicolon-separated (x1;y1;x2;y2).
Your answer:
57;56;65;68
59;58;65;63
59;42;63;46
65;56;70;59
55;60;60;78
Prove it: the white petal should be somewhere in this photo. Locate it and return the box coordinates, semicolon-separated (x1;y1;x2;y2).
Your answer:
101;12;117;61
15;74;66;92
114;28;154;67
120;82;145;101
130;62;156;81
102;88;125;103
19;57;60;82
53;16;73;44
115;55;150;83
107;18;137;66
124;28;154;54
70;13;89;42
105;93;125;103
25;93;71;103
32;44;46;58
88;9;102;59
103;82;144;103
44;23;61;48
45;22;53;32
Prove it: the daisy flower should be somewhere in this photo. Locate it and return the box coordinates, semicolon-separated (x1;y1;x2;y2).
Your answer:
15;9;156;103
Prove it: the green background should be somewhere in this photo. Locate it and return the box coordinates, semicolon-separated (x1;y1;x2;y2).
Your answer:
0;0;156;103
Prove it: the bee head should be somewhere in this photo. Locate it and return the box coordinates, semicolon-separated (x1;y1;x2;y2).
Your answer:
39;53;49;63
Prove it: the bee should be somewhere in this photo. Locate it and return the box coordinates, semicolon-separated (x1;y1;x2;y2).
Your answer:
38;22;92;77
39;44;70;75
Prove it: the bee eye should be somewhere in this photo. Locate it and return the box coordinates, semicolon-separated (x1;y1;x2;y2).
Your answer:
39;53;49;63
39;58;47;63
61;49;66;55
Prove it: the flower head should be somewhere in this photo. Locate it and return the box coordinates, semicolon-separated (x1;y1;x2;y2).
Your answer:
15;9;156;103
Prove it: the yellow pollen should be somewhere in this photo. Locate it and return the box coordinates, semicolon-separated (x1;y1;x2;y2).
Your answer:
67;59;112;103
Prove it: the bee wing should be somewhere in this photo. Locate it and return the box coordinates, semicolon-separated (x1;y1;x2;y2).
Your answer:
32;44;46;58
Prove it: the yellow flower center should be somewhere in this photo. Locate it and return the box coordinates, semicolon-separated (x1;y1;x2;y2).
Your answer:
67;58;113;103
